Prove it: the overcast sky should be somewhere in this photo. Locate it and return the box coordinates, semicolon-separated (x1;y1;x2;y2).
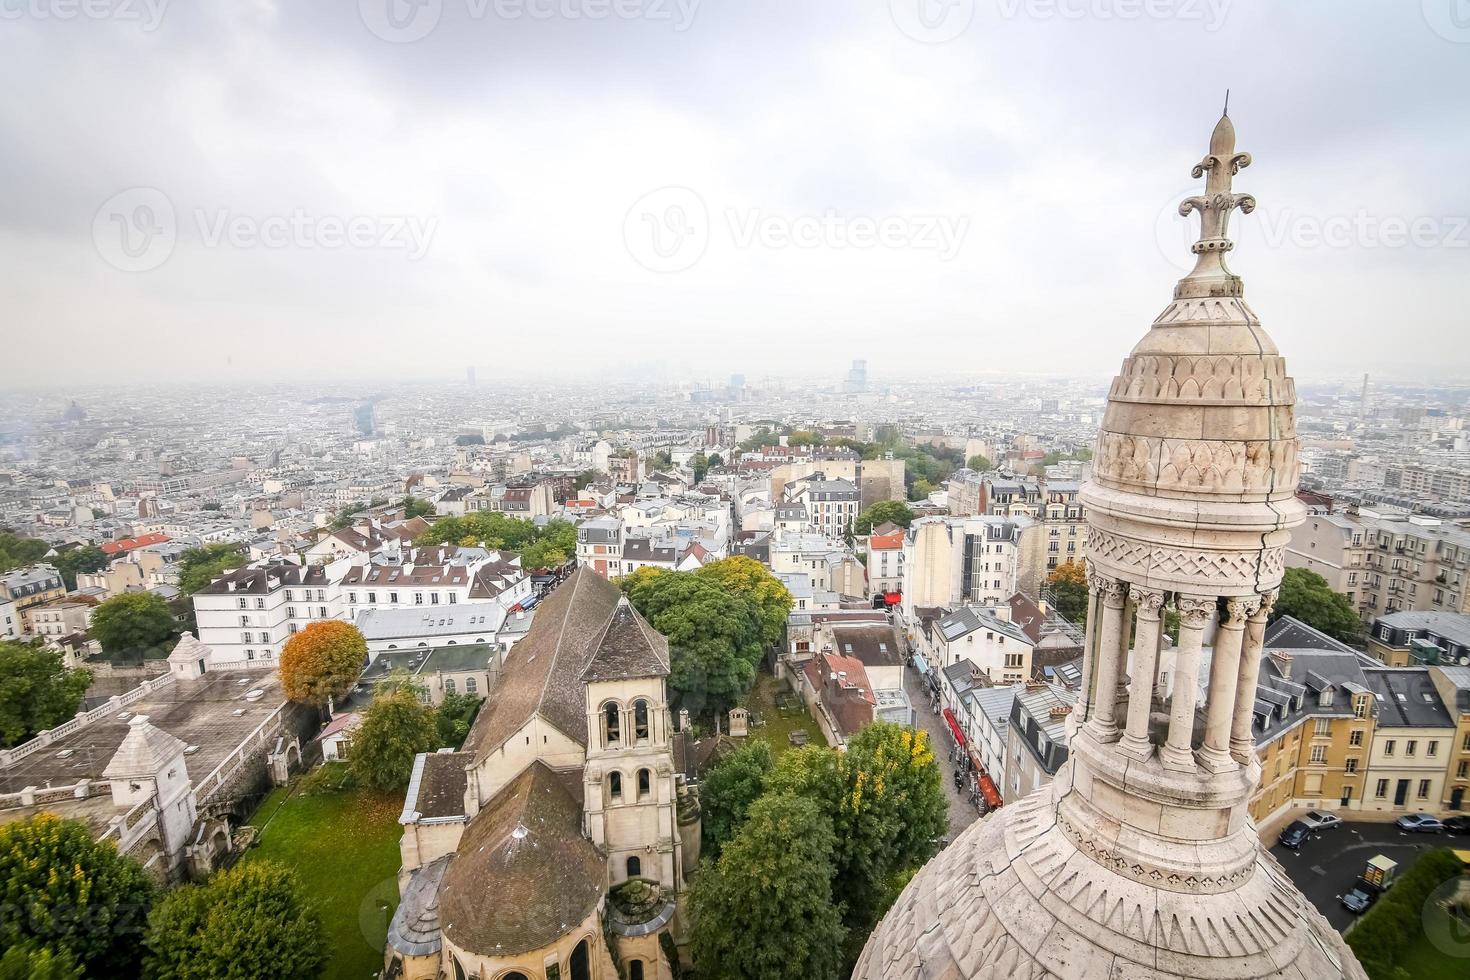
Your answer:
1;0;1466;388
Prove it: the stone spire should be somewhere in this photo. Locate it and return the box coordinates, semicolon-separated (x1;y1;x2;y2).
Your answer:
851;113;1366;980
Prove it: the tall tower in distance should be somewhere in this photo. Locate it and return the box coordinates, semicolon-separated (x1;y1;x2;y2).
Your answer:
844;358;868;393
854;112;1366;979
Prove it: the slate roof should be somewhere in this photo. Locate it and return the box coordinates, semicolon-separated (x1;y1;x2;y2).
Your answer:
826;623;903;668
1437;665;1470;713
581;596;670;683
936;605;1032;646
410;751;471;820
1262;615;1353;653
1372;610;1470;649
461;568;657;757
194;561;327;595
438;761;604;957
1362;667;1454;729
386;855;451;958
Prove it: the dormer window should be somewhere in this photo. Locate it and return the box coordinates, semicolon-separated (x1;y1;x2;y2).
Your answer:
1319;688;1334;708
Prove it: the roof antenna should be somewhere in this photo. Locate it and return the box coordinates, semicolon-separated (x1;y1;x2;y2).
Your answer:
1223;89;1230;117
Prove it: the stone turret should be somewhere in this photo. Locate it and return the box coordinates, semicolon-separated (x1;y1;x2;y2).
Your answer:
852;112;1366;979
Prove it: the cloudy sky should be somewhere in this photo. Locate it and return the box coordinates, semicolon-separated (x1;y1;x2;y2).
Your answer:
1;0;1466;387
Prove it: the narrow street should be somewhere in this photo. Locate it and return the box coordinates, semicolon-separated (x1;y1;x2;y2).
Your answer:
904;665;980;841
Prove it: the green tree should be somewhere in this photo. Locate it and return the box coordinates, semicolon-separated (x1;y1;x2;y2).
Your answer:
966;454;991;471
574;469;601;490
908;477;936;501
400;495;435;519
0;943;81;980
691;451;710;483
1274;567;1361;642
0;813;155;976
853;500;916;535
700;739;773;857
695;556;794;649
786;430;826;447
436;690;481;749
1047;560;1089;626
143;860;327;980
623;571;764;715
52;545;107;590
351;684;440;791
708;452;725;469
0;530;49;574
176;543;246;594
278;621;367;706
0;642;92;748
330;503;366;530
690;793;846;980
89;591;176;659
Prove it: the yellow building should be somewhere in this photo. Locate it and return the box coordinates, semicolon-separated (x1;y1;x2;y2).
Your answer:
1430;665;1470;813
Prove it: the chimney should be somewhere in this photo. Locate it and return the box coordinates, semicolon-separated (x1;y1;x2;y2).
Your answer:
1049;705;1072;719
1270;650;1292;672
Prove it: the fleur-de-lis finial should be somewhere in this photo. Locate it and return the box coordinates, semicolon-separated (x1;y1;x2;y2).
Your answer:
1176;106;1256;293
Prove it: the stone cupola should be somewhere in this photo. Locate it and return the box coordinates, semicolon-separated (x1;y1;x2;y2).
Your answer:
851;112;1365;980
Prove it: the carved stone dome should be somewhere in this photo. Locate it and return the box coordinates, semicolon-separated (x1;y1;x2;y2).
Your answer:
851;112;1366;980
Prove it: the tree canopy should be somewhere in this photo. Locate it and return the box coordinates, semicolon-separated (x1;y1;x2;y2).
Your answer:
400;495;435;519
622;570;764;715
1273;567;1361;643
1047;560;1089;626
0;813;155;976
854;500;915;535
51;545;107;590
278;621;367;706
89;592;177;660
350;683;441;791
143;860;327;980
691;451;710;483
414;513;575;569
694;556;794;649
690;793;847;980
0;530;49;574
176;543;246;594
699;739;774;858
0;943;80;980
0;642;92;748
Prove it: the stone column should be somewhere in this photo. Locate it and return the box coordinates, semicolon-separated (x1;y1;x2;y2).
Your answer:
1197;597;1257;772
1118;586;1166;760
1159;595;1215;772
1230;591;1277;763
1085;576;1129;743
1075;564;1105;722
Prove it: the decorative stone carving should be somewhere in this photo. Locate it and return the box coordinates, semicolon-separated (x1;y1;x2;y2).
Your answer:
1175;595;1216;630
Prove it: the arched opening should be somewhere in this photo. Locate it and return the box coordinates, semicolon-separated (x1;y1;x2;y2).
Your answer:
604;701;621;746
637;768;652;800
633;699;650;741
444;678;456;695
452;958;467;980
608;771;623;802
626;854;642;878
501;973;529;980
629;960;645;980
570;939;591;980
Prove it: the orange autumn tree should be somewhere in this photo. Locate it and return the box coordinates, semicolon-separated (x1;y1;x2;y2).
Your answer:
278;621;367;706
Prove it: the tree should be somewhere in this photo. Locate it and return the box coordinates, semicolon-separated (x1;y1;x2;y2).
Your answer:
329;503;366;530
700;739;773;857
623;571;764;715
786;430;826;447
691;451;710;483
278;621;366;706
0;530;49;574
400;495;435;519
143;860;327;980
0;642;92;748
436;690;481;749
176;543;246;594
52;545;107;590
1047;560;1089;626
89;592;176;659
574;469;601;490
690;793;846;980
966;454;992;471
853;500;915;535
708;452;725;469
695;556;794;649
908;478;936;501
351;683;440;791
1274;567;1361;642
0;813;155;976
0;943;80;980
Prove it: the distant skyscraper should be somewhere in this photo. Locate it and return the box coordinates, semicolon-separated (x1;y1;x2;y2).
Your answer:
843;358;868;393
353;402;375;438
728;373;745;390
467;366;477;386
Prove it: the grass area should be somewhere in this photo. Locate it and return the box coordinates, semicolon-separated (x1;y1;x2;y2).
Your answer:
1396;924;1468;980
745;670;824;757
242;763;404;980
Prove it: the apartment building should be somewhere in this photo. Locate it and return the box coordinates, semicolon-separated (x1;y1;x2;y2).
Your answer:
918;605;1034;685
576;518;624;578
784;474;861;541
1365;610;1470;667
1003;683;1076;802
0;564;66;632
865;527;905;597
1430;666;1470;811
1038;482;1088;586
1360;666;1455;814
900;516;1029;620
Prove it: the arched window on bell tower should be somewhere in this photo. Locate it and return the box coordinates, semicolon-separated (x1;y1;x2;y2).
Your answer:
633;699;651;743
603;701;622;747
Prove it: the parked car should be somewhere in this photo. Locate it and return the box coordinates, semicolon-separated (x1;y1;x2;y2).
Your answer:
1395;813;1444;833
1341;878;1380;914
1300;810;1343;831
1278;820;1311;849
1443;815;1470;836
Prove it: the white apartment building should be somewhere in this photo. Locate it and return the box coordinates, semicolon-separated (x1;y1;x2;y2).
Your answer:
900;516;1029;622
920;605;1034;685
784;475;860;541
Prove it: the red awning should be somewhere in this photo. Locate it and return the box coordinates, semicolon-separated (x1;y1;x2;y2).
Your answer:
883;591;902;606
942;708;966;747
979;772;1003;809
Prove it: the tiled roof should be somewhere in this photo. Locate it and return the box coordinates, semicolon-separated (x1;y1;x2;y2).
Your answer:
438;761;603;957
581;596;670;683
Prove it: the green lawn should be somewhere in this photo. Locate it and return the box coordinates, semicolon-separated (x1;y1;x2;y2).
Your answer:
1396;903;1470;980
745;671;824;757
242;764;404;980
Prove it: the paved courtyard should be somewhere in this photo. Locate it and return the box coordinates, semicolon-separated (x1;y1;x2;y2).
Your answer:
904;665;980;840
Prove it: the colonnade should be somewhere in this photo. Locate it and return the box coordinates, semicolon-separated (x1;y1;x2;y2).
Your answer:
1075;567;1276;774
